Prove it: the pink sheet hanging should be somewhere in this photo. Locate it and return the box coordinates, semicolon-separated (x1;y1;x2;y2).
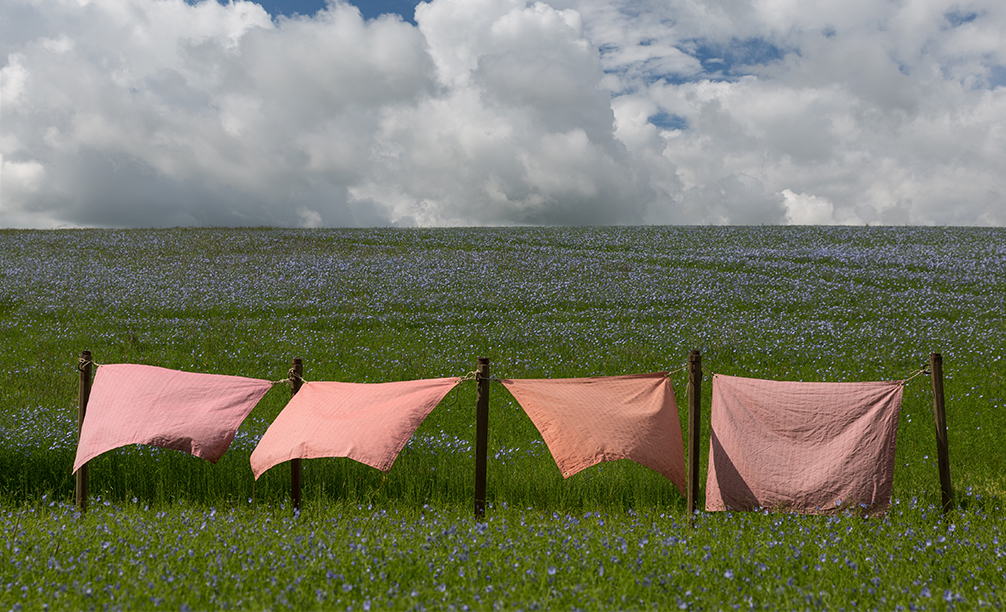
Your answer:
500;373;686;494
705;374;903;515
250;377;461;478
73;364;273;472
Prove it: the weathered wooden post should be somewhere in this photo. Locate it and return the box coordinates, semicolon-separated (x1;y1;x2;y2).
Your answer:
929;353;953;514
686;350;702;526
76;350;93;513
291;358;304;513
474;357;490;518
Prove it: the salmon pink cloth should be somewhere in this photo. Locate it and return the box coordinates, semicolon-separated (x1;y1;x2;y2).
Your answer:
250;377;461;478
500;373;686;494
705;374;904;515
73;364;273;472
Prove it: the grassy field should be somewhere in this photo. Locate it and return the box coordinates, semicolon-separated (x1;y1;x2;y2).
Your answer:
1;226;1005;608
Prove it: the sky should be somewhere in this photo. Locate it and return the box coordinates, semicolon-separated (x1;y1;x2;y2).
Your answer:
1;0;1005;228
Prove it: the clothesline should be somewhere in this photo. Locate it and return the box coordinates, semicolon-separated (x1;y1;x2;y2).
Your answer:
77;353;932;387
77;356;933;388
72;351;953;518
73;364;689;487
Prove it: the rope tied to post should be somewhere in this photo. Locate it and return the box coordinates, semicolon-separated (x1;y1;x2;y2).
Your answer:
444;366;502;407
444;370;481;408
272;368;306;386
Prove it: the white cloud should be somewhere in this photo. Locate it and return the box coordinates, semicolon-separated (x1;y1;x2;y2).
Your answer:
1;156;45;194
783;189;841;225
0;53;28;107
1;0;1005;227
590;0;1006;225
297;207;323;228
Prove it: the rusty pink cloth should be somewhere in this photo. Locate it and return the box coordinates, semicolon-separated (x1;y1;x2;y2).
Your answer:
250;377;461;478
705;374;904;514
73;364;273;472
500;373;686;494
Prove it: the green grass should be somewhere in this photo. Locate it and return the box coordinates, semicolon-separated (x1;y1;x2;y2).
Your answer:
1;226;1004;608
4;495;1004;609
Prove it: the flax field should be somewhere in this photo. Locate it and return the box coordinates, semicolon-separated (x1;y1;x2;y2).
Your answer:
1;226;1005;609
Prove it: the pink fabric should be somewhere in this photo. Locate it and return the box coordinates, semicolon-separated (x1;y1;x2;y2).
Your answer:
73;364;273;472
250;377;461;478
500;373;686;494
705;374;903;514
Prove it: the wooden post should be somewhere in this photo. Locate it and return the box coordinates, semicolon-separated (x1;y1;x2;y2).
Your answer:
290;358;303;513
929;353;953;514
686;350;702;525
474;357;490;518
76;350;93;513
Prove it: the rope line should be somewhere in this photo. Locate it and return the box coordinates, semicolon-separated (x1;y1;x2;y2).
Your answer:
902;368;930;386
444;387;461;407
665;364;688;377
70;356;936;386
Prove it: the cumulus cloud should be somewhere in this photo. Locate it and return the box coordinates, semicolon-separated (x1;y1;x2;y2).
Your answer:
1;0;1005;227
586;0;1006;226
782;189;842;225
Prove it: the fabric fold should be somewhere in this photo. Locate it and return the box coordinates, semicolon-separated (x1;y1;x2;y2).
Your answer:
250;377;461;479
500;373;686;495
705;374;904;515
73;364;273;472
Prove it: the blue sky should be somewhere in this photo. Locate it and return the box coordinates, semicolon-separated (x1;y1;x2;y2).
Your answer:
2;0;1005;227
255;0;420;23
